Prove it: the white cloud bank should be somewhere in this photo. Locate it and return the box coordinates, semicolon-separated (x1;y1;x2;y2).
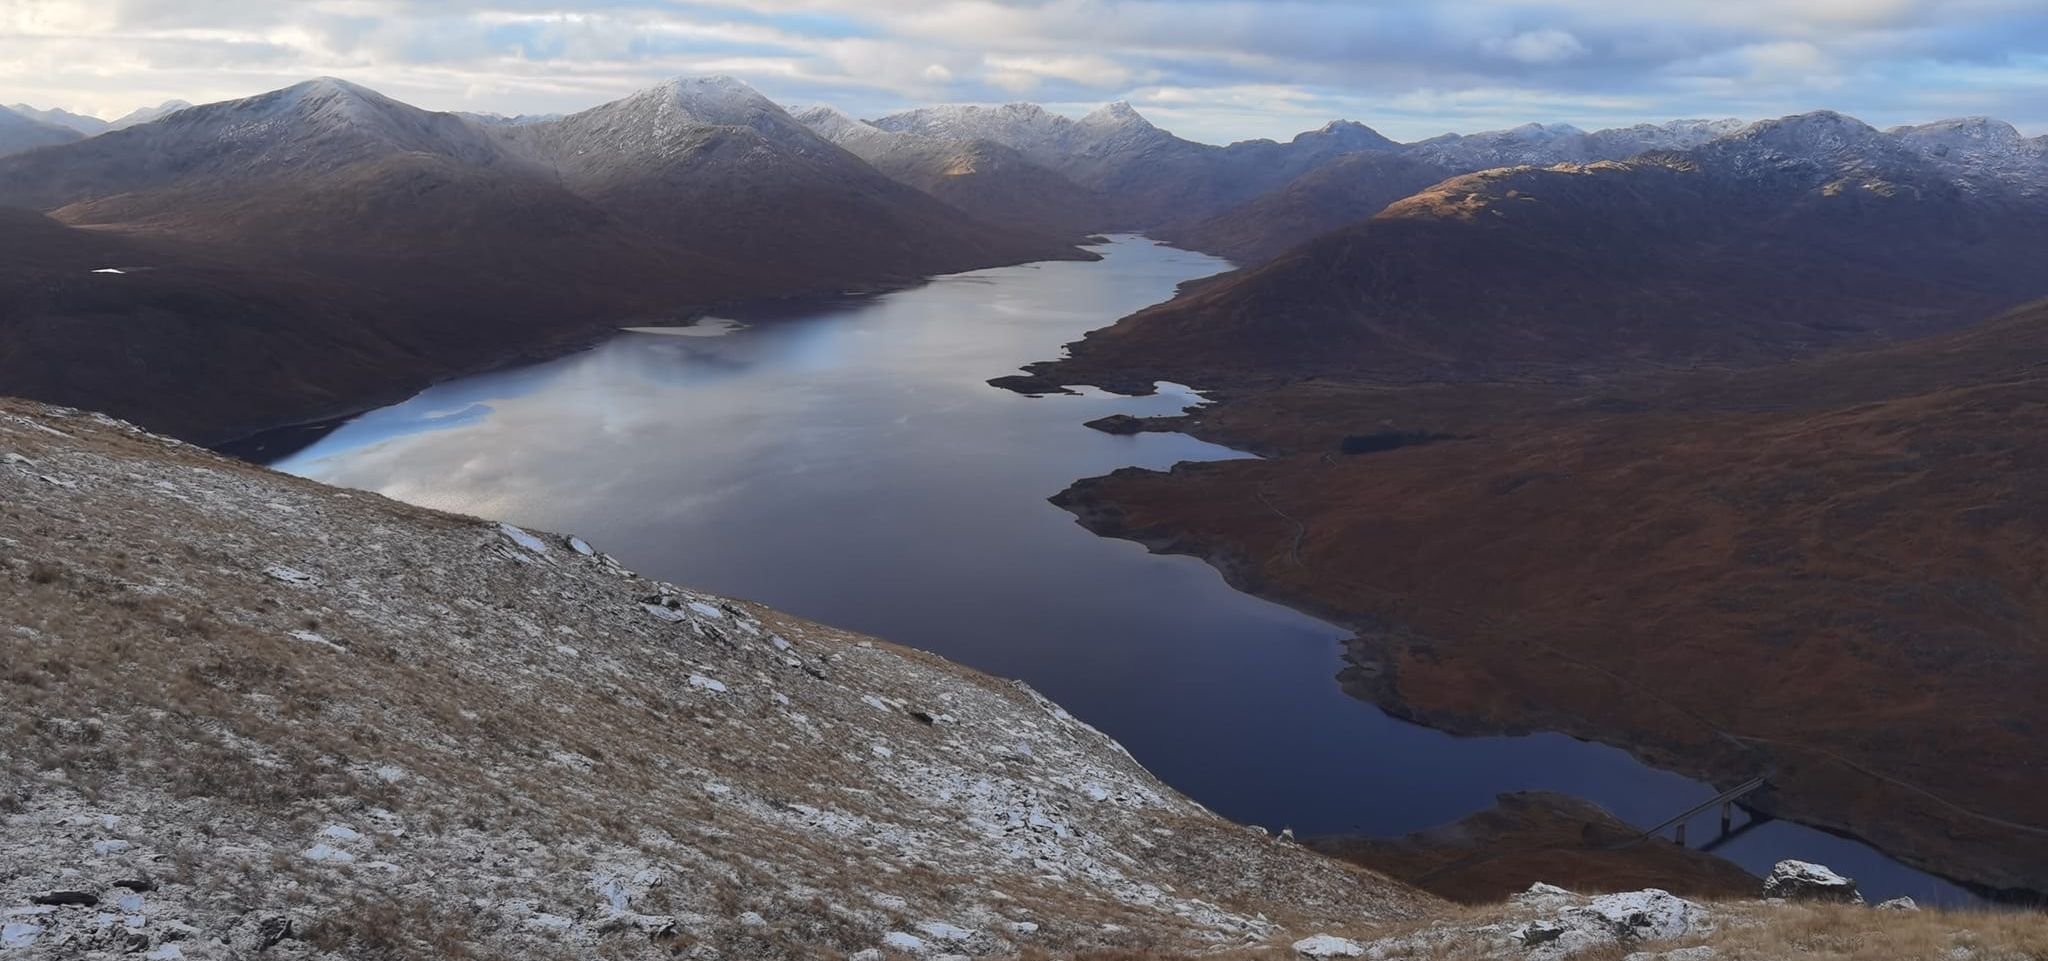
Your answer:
2;0;2045;143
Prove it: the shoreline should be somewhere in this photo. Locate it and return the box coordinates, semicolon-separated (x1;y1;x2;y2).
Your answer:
212;245;1107;460
1048;459;2025;905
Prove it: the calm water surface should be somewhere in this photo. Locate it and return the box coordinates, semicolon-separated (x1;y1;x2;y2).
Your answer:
267;236;1969;903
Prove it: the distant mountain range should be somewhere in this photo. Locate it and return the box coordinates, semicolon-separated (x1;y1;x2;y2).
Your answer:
3;99;191;140
1016;108;2048;395
0;77;1085;443
0;104;85;157
4;75;2046;452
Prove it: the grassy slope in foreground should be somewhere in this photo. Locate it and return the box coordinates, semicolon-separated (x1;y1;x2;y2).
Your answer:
0;398;1435;959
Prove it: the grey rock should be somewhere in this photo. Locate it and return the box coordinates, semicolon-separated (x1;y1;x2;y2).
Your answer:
1762;860;1864;904
1876;896;1920;911
1291;933;1365;958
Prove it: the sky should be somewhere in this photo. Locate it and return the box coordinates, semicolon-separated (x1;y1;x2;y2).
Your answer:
4;0;2047;143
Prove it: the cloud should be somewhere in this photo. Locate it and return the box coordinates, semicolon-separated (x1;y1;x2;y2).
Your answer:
1;0;2044;143
1482;28;1588;65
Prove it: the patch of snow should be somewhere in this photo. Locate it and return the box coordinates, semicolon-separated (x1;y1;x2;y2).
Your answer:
882;931;927;952
688;674;727;693
91;268;126;275
555;644;579;656
301;843;354;863
289;629;340;650
320;824;363;842
568;536;595;556
2;922;43;949
92;839;131;853
1292;934;1365;958
918;920;974;942
687;601;724;619
262;565;317;587
523;913;575;934
498;523;549;554
642;603;689;622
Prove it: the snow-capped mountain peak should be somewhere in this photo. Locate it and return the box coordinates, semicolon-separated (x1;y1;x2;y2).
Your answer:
1081;101;1154;129
792;104;904;154
635;75;787;129
1291;119;1401;152
108;99;194;130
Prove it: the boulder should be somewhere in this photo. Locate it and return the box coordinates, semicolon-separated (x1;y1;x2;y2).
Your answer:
1875;896;1919;911
1291;933;1365;958
1512;882;1579;910
1566;889;1703;942
1520;889;1708;960
1761;860;1864;904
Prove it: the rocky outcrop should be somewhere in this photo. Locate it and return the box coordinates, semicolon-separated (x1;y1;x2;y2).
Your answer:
1762;861;1864;904
1330;884;1712;961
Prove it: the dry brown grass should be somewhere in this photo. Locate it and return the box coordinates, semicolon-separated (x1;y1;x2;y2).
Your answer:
1229;897;2048;961
1702;901;2048;961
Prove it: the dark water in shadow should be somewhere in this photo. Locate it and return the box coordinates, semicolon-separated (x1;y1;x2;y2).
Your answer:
264;236;1972;904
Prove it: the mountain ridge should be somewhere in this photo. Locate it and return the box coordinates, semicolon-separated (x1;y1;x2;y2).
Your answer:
0;76;1088;444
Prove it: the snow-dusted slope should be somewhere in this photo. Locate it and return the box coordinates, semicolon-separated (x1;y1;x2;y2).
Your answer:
873;102;1109;168
871;100;1404;226
0;399;1436;959
107;99;193;130
1680;111;1962;195
796;104;1108;236
1889;117;2048;196
0;105;84;159
0;78;513;210
793;104;906;156
493;77;1087;280
497;75;840;180
1407;118;1744;170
